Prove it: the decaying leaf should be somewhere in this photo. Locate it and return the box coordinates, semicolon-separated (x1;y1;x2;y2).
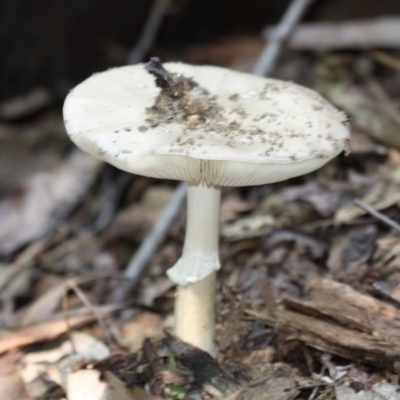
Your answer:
335;166;400;223
319;80;400;150
16;283;65;326
227;363;298;400
327;226;376;280
106;185;173;241
0;262;33;298
335;381;400;400
20;332;110;397
67;370;140;400
221;214;275;240
121;312;165;353
373;236;400;271
0;352;31;400
0;150;102;255
282;181;344;217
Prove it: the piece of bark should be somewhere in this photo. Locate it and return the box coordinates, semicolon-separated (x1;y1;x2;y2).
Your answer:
246;308;399;371
246;279;400;372
284;278;400;336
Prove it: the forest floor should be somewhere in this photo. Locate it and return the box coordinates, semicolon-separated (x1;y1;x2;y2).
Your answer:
1;30;400;400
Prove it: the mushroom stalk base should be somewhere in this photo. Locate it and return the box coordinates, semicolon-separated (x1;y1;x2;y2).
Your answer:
169;183;221;356
167;183;221;285
175;272;216;356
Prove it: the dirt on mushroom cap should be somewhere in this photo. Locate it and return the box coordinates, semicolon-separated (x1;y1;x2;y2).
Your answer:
63;62;350;185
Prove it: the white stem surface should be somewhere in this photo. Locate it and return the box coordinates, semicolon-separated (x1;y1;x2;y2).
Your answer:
167;184;221;285
175;272;216;356
168;183;221;356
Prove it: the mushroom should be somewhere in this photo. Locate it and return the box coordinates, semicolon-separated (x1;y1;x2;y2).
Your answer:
63;58;350;356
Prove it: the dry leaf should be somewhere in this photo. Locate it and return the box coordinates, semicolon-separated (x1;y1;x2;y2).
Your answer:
0;315;98;354
0;150;101;255
319;81;400;150
67;370;135;400
335;381;400;400
0;263;33;298
67;369;108;400
0;352;31;400
24;331;109;367
121;312;164;352
282;181;344;217
220;192;255;223
106;185;173;241
221;214;275;240
335;182;400;223
17;284;65;326
20;332;110;398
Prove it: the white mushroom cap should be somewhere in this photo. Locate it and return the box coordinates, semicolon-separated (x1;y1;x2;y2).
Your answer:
64;62;350;186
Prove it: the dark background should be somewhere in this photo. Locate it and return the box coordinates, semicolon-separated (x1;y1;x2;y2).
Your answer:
1;0;400;103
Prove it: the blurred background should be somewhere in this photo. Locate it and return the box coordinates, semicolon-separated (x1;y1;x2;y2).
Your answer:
2;1;400;399
1;0;400;104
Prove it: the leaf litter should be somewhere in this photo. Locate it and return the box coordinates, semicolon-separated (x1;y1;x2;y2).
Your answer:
2;36;400;400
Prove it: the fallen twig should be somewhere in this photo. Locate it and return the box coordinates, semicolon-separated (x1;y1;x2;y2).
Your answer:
0;315;99;354
353;198;400;234
112;182;187;302
128;0;170;64
66;279;115;347
253;0;315;76
0;239;48;295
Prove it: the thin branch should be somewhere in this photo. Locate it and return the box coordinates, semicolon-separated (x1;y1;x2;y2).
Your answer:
128;0;170;65
353;198;400;234
112;182;187;302
252;0;316;77
66;279;114;347
0;239;48;295
307;366;326;400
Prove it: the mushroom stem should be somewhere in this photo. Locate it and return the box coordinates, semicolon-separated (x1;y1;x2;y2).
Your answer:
169;183;221;356
175;272;216;356
167;183;221;285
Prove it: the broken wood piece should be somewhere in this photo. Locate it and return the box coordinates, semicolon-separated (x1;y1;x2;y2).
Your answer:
0;314;99;354
246;308;399;372
264;18;400;50
284;278;400;336
246;279;400;372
